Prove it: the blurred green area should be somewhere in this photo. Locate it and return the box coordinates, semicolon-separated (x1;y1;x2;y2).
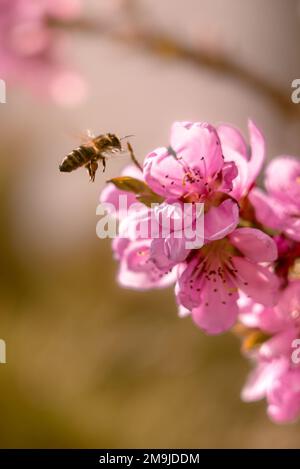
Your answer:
0;147;300;448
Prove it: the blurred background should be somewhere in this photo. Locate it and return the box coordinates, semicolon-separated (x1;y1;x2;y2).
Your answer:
0;0;300;448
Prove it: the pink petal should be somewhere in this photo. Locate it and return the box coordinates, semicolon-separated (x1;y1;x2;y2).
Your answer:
118;240;176;290
246;119;265;188
112;236;129;260
170;121;223;178
177;256;239;334
232;257;279;306
218;161;239;193
100;164;143;218
238;294;286;333
241;363;271;402
178;305;191;318
118;207;154;241
217;123;248;157
267;369;300;423
191;274;239;334
221;147;250;200
143;147;186;198
204;199;239;241
277;280;300;322
277;280;300;319
284;215;300;241
241;359;288;402
265;156;300;207
176;257;203;310
219;120;265;198
150;237;189;270
100;184;138;218
229;227;278;262
249;188;284;230
259;328;298;359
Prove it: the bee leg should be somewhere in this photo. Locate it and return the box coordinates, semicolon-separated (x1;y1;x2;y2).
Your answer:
85;162;92;180
101;157;106;172
85;161;97;182
90;161;98;182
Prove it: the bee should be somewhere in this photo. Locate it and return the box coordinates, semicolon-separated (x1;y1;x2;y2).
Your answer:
59;131;126;182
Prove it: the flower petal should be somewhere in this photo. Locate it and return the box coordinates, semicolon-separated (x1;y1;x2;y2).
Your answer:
241;359;287;402
259;328;298;360
178;305;191;318
100;164;143;218
229;227;278;262
265;156;300;207
221;147;250;200
249;188;285;230
217;123;248;157
170;121;223;178
267;369;300;423
118;239;177;290
232;257;279;306
204;199;239;241
284;215;300;241
143;147;186;198
191;274;239;334
246;119;265;188
177;256;239;333
238;294;285;333
150;237;189;270
218;161;239;193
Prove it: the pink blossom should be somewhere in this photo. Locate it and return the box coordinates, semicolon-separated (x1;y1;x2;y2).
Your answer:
143;122;240;261
217;119;265;200
100;165;177;290
100;165;143;218
176;227;278;335
240;281;300;423
98;118;300;421
143;120;266;269
240;282;300;337
100;121;278;335
144;122;233;200
250;156;300;241
242;357;300;423
113;235;177;290
0;0;85;105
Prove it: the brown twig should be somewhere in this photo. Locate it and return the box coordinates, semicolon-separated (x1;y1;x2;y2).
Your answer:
127;141;143;171
53;17;299;120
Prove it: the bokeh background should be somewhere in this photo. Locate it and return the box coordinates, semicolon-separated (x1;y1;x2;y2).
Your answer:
0;0;300;448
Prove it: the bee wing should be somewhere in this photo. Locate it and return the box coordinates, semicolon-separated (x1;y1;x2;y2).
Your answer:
66;129;95;145
80;129;96;144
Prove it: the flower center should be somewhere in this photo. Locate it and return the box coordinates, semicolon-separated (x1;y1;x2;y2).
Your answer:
200;238;236;262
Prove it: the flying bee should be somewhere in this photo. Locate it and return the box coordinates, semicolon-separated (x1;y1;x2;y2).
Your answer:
59;131;131;182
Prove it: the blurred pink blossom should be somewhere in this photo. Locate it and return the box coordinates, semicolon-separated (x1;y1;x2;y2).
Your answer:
250;156;300;241
0;0;86;105
240;281;300;423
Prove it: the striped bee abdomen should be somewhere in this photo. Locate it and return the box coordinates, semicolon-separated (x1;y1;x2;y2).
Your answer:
59;146;95;173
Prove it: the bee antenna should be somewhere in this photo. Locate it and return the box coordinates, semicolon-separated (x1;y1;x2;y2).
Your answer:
120;134;135;140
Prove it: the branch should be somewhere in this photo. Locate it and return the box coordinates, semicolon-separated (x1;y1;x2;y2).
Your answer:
55;17;299;120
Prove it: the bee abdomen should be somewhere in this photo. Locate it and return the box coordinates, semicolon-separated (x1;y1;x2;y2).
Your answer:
59;146;95;173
